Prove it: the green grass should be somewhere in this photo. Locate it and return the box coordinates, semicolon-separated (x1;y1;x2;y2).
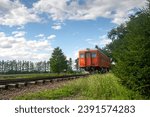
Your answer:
0;73;80;80
14;73;144;100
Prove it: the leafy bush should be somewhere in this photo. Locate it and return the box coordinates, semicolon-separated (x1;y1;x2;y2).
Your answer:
107;1;150;98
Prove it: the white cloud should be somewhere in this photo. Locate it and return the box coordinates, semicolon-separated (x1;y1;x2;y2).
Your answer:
17;25;25;30
51;24;62;30
35;34;45;38
33;0;146;24
74;49;79;59
86;35;112;48
0;32;5;37
0;0;146;27
33;0;67;21
47;35;56;40
0;32;53;61
86;38;93;41
0;0;41;26
99;36;112;47
12;31;26;37
35;34;56;40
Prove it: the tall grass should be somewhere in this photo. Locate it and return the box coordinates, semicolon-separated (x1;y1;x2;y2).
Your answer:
74;74;143;99
15;73;143;100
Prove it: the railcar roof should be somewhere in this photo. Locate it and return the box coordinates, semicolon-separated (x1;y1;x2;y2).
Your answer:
79;49;98;52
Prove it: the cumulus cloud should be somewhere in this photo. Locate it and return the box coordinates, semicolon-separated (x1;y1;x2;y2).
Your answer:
33;0;146;24
0;0;41;26
12;31;26;37
51;24;62;30
0;0;146;26
35;34;56;40
47;35;56;40
33;0;67;21
0;32;53;61
35;34;45;38
17;25;25;30
86;35;112;48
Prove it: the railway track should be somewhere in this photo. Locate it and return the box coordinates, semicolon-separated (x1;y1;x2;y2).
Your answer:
0;74;88;90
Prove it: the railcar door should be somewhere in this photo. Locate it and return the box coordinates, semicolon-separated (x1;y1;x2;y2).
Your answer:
85;52;91;66
91;52;97;66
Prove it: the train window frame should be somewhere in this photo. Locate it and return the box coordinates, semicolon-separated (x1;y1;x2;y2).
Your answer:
91;52;96;58
80;53;84;58
85;52;91;58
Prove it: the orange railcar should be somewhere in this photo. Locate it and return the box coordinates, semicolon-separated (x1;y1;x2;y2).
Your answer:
78;49;110;72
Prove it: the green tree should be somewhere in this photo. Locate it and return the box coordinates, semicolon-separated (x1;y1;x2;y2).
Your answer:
50;47;67;73
106;24;127;62
107;0;150;97
67;58;73;73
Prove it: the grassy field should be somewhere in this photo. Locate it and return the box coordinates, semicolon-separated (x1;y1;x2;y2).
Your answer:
14;73;144;100
0;73;80;80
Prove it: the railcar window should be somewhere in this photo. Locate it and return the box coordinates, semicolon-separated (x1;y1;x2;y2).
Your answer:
85;53;91;58
92;53;96;58
80;53;84;58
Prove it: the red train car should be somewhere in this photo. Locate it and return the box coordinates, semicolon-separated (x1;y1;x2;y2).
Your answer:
78;48;110;73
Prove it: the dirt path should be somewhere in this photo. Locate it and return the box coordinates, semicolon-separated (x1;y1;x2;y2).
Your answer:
0;80;72;100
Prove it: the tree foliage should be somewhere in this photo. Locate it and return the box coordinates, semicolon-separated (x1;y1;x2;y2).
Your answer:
50;47;67;73
67;58;73;73
0;60;50;74
106;0;150;97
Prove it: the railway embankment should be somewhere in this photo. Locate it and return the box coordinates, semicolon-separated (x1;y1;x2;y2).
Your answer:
0;76;81;100
13;73;144;100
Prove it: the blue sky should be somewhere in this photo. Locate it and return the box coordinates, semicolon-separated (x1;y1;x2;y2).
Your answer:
0;0;146;61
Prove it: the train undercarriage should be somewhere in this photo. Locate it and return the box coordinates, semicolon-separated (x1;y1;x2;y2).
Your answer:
81;66;109;73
